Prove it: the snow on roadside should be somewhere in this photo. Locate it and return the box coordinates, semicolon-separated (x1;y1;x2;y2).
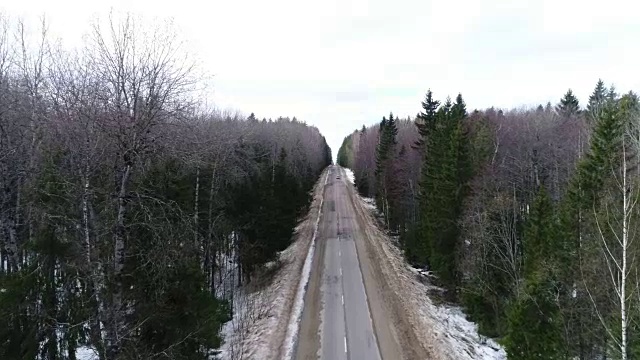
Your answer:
344;167;355;184
217;168;330;360
355;192;506;360
430;303;506;359
361;197;377;211
282;169;329;359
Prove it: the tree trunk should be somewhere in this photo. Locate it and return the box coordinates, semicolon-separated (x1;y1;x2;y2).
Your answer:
107;163;131;359
207;163;218;295
620;138;628;360
194;165;200;248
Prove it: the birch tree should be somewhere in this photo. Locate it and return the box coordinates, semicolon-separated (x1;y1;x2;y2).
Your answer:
88;13;198;358
587;95;640;360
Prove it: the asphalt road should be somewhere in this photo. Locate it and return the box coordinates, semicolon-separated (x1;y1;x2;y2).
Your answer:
296;166;382;360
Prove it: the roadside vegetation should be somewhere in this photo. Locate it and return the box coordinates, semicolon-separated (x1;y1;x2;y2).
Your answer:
338;82;640;359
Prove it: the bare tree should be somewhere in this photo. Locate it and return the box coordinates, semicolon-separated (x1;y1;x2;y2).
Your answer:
88;12;198;358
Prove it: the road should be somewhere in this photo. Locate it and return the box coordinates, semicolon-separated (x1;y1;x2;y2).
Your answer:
295;166;400;360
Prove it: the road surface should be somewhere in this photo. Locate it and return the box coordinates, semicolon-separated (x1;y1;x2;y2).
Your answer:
295;166;400;360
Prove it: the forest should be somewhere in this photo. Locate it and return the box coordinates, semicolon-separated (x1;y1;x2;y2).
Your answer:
0;16;331;359
337;82;640;359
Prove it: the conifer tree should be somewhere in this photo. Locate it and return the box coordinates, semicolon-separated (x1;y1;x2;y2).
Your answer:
556;89;581;118
375;113;398;227
416;92;469;289
414;89;440;150
587;79;608;124
504;186;565;359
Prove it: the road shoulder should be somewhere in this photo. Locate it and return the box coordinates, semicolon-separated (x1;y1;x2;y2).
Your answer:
343;167;437;360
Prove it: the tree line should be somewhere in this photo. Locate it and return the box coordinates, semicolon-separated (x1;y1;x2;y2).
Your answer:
0;15;331;359
338;81;640;359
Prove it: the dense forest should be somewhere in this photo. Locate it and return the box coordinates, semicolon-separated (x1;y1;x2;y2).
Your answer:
0;16;331;359
338;82;640;359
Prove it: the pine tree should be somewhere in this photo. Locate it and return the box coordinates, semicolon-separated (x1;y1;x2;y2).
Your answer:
523;187;557;279
503;186;566;359
555;96;628;358
556;89;581;118
414;89;440;150
504;280;564;360
337;135;353;167
415;92;469;290
587;79;608;125
375;113;398;227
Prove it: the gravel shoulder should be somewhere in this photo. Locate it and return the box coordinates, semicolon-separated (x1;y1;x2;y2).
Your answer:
341;167;437;360
220;167;331;360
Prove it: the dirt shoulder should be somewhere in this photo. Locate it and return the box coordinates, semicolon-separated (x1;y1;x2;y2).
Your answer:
272;167;330;359
342;167;447;360
291;174;332;360
220;167;330;360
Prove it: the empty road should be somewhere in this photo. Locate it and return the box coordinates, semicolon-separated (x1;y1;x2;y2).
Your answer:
295;166;400;360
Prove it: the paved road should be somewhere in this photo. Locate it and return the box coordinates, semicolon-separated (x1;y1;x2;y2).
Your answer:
296;166;382;360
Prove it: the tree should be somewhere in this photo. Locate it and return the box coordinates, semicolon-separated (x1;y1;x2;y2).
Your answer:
504;187;565;359
556;89;581;118
587;79;608;125
585;94;640;360
415;92;469;290
414;89;440;150
375;113;398;228
0;14;333;359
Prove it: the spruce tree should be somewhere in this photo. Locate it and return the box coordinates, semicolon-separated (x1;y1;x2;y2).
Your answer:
556;89;581;118
504;186;565;359
587;79;608;124
504;280;564;360
416;92;469;290
375;113;398;227
414;89;440;150
555;97;627;357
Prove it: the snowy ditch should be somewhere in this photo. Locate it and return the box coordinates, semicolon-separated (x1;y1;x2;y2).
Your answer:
282;169;329;359
217;167;331;360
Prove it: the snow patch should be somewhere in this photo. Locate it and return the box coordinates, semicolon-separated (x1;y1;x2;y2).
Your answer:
429;299;506;359
361;197;377;211
76;346;98;360
344;168;355;184
283;170;329;359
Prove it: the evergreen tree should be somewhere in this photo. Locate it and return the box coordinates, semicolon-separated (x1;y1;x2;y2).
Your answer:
503;280;564;359
504;187;565;359
337;135;354;168
554;96;629;357
556;89;581;117
415;92;469;290
523;187;557;279
587;79;608;124
375;113;398;227
414;89;440;150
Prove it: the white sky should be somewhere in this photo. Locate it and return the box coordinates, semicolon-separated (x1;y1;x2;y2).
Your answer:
2;0;639;156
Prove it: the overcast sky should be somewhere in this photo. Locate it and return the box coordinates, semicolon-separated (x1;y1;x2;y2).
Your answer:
2;0;639;156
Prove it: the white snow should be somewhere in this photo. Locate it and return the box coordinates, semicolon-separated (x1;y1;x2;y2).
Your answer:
344;168;355;184
427;295;506;359
361;197;377;211
76;346;99;360
283;169;329;360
